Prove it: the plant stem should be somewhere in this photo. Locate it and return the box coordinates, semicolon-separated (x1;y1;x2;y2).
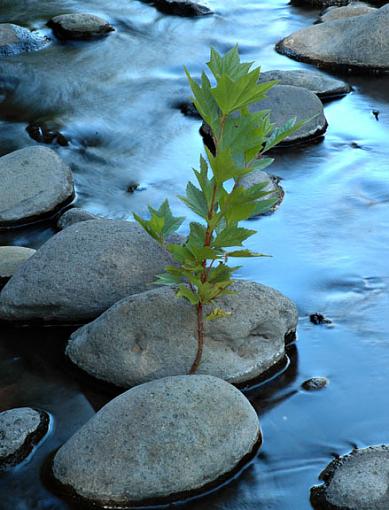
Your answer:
190;302;204;374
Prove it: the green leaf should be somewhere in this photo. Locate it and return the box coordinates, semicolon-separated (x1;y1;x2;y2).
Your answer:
207;46;253;81
226;249;269;257
206;307;232;321
178;181;209;219
213;226;256;247
184;67;219;131
211;70;275;115
208;263;240;283
176;284;200;305
264;117;304;152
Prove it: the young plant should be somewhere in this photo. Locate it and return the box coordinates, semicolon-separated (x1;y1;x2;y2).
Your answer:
134;46;301;374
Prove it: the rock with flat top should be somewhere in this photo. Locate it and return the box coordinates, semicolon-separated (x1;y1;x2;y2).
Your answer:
48;13;114;40
66;280;298;387
277;5;389;74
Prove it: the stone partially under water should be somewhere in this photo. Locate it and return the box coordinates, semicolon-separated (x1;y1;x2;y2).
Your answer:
52;375;260;507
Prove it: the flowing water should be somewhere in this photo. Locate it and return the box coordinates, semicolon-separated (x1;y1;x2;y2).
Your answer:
0;0;389;508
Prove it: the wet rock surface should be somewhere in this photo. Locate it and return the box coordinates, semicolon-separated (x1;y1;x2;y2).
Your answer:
0;23;49;56
0;146;74;229
26;123;69;146
48;14;114;40
0;246;36;287
259;69;351;100
52;375;260;506
57;208;100;230
311;445;389;509
66;280;298;387
319;2;377;23
145;0;212;17
0;407;49;469
0;219;174;323
302;377;329;391
277;5;389;74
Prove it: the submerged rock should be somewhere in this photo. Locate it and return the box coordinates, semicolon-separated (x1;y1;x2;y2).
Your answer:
66;280;298;387
0;23;49;56
0;219;173;323
319;3;376;23
276;5;389;74
0;407;49;469
259;69;351;100
311;445;389;509
0;146;74;229
0;246;36;287
146;0;212;17
48;13;114;40
52;375;260;506
57;208;100;230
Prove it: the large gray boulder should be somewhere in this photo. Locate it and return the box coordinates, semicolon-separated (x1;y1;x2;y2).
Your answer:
0;146;74;229
319;3;377;23
311;445;389;509
276;5;389;74
52;375;260;506
259;69;351;100
252;85;327;145
0;246;36;287
48;13;114;40
66;280;298;387
0;24;49;56
0;219;173;323
0;407;49;469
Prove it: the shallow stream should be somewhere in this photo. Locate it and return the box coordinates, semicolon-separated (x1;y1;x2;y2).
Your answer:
1;1;389;509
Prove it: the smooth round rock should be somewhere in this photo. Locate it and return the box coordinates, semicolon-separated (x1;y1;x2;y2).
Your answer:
52;375;260;506
240;170;284;213
320;3;377;23
147;0;212;17
259;69;351;100
0;23;49;56
311;445;389;509
0;407;48;469
252;85;327;145
57;208;100;230
302;377;329;391
0;246;36;284
0;146;74;229
276;5;389;74
48;13;114;40
0;219;174;323
66;280;298;387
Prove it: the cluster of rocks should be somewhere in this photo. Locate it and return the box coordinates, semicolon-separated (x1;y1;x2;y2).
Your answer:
277;4;389;73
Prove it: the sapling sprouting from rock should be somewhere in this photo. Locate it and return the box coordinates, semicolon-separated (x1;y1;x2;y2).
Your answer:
134;46;301;374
